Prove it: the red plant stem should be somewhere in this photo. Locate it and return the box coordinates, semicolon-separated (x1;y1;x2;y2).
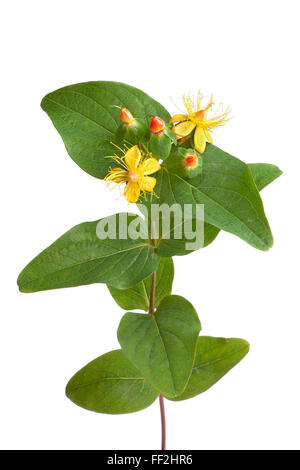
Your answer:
159;393;166;450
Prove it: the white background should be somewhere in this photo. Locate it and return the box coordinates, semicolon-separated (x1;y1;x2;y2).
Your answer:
1;0;299;450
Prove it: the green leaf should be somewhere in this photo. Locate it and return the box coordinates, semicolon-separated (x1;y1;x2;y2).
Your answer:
107;257;174;311
195;162;281;253
117;295;201;398
17;213;159;293
139;158;281;257
66;349;158;414
149;144;274;251
170;336;250;401
247;163;282;191
41;81;170;179
199;162;282;252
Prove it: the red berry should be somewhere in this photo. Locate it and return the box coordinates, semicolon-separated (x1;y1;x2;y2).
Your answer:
150;116;165;134
185;154;198;168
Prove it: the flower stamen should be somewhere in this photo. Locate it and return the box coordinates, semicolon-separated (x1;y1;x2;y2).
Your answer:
170;91;231;153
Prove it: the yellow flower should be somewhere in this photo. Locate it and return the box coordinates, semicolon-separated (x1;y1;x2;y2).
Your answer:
105;145;161;203
170;92;231;153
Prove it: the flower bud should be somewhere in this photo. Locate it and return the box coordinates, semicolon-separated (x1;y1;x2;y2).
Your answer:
115;113;147;143
120;107;134;125
150;116;165;134
165;148;202;179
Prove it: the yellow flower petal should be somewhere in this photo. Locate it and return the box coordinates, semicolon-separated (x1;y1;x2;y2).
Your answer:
194;126;206;153
138;158;161;176
105;167;128;183
169;114;188;124
204;128;213;144
139;176;156;192
124;182;140;203
125;145;141;170
173;120;196;138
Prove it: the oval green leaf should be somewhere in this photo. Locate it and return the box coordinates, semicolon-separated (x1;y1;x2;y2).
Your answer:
117;295;201;398
41;81;170;179
153;144;275;251
139;158;281;257
17;214;158;292
66;349;158;414
170;336;250;401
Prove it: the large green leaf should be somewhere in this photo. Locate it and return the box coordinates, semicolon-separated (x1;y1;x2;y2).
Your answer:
247;163;282;191
66;349;158;414
139;159;281;257
17;214;159;293
117;295;201;398
170;336;250;401
41;81;170;179
147;144;274;251
194;162;281;253
107;257;174;311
